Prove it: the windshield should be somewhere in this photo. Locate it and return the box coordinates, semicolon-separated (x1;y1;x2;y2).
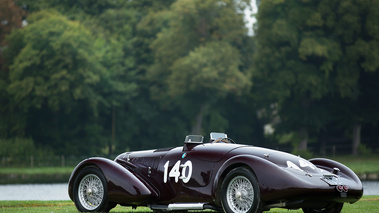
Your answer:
184;135;204;143
210;132;227;140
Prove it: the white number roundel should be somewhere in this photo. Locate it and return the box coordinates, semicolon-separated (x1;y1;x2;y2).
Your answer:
163;160;193;183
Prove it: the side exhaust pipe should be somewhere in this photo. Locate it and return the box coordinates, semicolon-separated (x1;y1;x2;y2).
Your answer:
150;203;222;211
168;203;204;210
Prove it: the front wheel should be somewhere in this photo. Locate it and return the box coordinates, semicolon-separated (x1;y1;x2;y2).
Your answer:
221;167;261;213
73;166;113;212
303;203;343;213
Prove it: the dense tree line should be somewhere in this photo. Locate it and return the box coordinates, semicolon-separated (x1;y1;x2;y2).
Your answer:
0;0;378;158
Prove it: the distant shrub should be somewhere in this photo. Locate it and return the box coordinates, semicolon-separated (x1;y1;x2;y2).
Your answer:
0;138;35;158
358;144;373;156
0;138;54;166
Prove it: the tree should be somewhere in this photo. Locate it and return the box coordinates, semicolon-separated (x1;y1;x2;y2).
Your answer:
0;1;26;135
92;8;141;156
148;0;252;134
2;0;188;154
7;9;104;111
16;0;121;17
0;0;26;47
254;0;334;152
168;41;251;133
331;0;379;155
253;0;379;154
5;9;105;153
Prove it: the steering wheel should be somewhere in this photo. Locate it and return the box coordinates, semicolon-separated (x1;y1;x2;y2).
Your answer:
212;138;235;144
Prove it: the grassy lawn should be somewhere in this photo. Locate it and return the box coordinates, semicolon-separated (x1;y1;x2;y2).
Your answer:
0;196;378;212
330;156;379;175
0;167;75;184
0;155;377;212
0;167;74;175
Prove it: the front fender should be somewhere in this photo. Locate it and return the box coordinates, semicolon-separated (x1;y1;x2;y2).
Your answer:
68;157;157;204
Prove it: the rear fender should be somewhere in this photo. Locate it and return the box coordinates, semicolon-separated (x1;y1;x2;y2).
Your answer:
68;157;157;204
309;158;363;202
213;155;313;202
309;158;360;182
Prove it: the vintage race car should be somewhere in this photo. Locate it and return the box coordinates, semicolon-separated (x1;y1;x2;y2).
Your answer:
68;132;363;213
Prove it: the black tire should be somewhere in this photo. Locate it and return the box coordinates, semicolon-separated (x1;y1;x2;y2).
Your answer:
221;167;261;213
73;166;113;212
303;203;343;213
104;202;117;212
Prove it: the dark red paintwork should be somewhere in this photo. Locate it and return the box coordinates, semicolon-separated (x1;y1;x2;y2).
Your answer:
68;140;363;211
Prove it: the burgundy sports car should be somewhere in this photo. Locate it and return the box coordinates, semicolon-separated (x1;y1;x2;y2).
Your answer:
68;132;363;213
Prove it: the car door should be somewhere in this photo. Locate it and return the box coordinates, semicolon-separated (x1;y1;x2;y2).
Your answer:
156;142;236;203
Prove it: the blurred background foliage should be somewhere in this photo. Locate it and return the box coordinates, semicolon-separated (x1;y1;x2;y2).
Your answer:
0;0;378;158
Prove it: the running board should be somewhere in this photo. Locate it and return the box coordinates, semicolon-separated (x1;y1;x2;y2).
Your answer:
150;203;221;211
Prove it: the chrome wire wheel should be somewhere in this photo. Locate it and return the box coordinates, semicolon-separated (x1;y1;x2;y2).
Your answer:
226;176;254;213
221;167;260;213
78;174;104;211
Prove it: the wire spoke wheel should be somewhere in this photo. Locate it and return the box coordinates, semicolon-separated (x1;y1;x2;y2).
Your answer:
226;176;254;213
78;174;104;210
221;167;261;213
73;167;111;212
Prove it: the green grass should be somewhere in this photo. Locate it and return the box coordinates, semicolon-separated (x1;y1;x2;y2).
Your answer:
0;196;378;213
0;167;75;184
0;167;74;175
330;156;379;174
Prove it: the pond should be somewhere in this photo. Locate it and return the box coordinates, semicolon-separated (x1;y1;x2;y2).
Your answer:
0;183;69;200
362;181;379;196
0;181;378;200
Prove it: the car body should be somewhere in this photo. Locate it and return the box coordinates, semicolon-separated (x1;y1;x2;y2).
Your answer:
68;132;363;213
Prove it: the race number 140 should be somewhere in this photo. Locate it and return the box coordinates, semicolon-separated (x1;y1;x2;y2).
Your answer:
163;160;192;183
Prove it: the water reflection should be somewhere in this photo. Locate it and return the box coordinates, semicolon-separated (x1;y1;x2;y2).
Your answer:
363;181;379;196
0;183;69;200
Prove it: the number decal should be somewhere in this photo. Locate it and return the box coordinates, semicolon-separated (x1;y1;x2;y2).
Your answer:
163;160;193;183
180;160;192;183
163;161;169;183
299;159;316;169
169;160;181;183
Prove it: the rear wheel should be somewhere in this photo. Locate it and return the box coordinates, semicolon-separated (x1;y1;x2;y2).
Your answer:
221;167;261;213
73;166;114;212
303;203;343;213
